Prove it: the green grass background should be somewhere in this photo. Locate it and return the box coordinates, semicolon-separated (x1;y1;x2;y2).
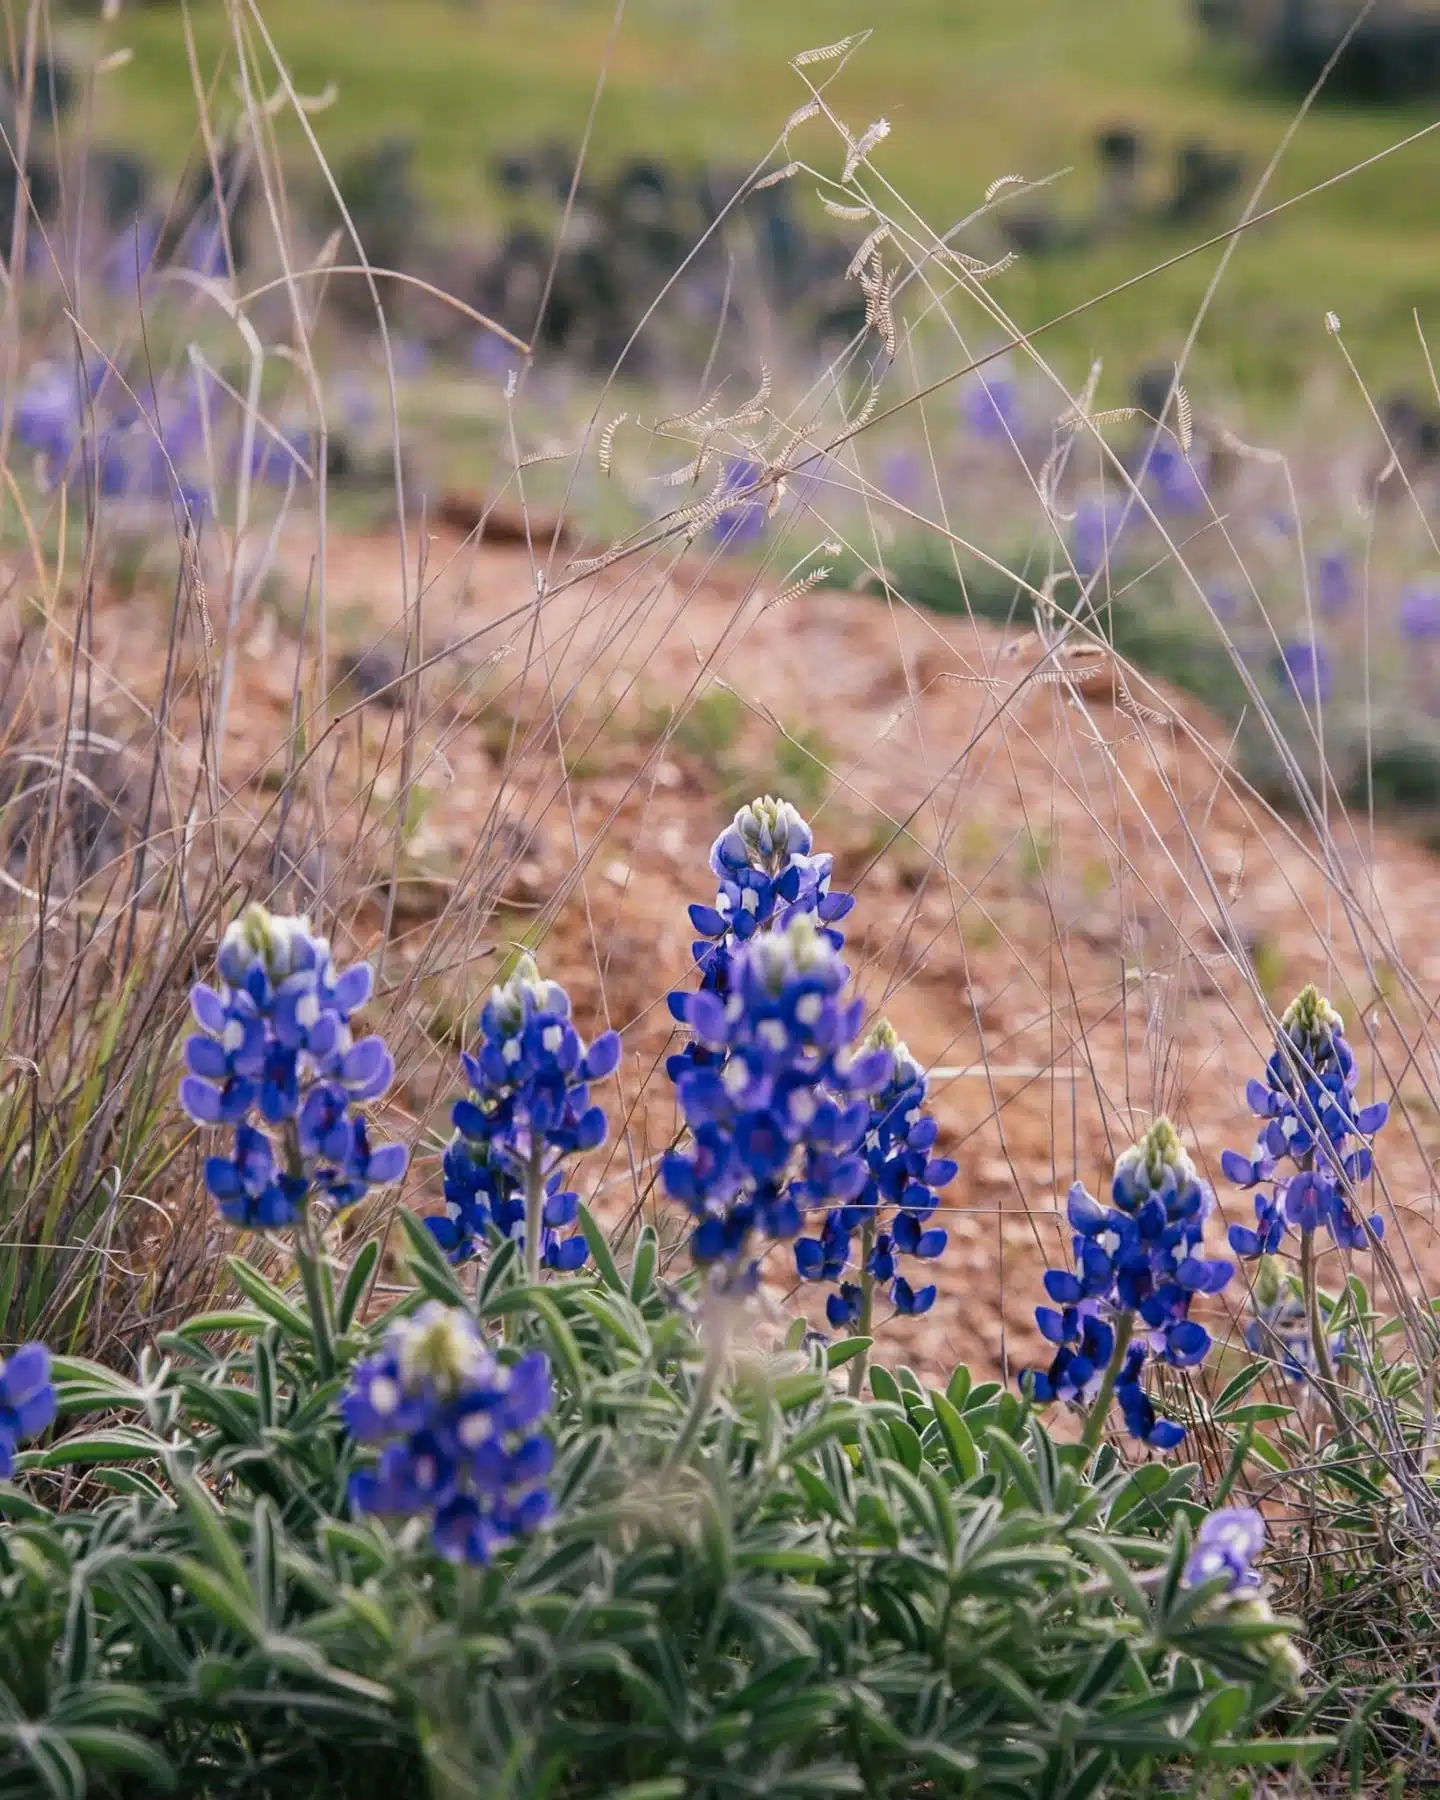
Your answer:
80;0;1440;407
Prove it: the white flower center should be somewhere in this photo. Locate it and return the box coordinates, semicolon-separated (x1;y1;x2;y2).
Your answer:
503;1037;522;1064
741;889;759;914
368;1375;400;1417
723;1059;750;1096
758;1019;788;1050
457;1411;493;1448
542;1024;563;1053
222;1019;245;1052
296;992;321;1030
795;994;822;1026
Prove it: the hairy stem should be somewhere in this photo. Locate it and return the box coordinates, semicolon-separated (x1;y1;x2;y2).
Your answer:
1300;1226;1350;1443
664;1305;730;1476
283;1122;334;1378
848;1218;877;1399
523;1141;545;1290
1080;1312;1134;1456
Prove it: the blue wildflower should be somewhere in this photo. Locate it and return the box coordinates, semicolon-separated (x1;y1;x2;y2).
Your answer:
0;1344;56;1477
1315;549;1353;617
1224;984;1387;1260
663;910;890;1281
1022;1119;1233;1451
1398;583;1440;642
181;904;407;1227
794;1022;954;1324
709;458;769;551
961;367;1022;442
345;1303;554;1564
1243;1257;1343;1385
667;796;853;1088
1073;496;1128;581
1138;441;1207;514
1184;1507;1265;1591
1277;639;1332;706
428;954;619;1272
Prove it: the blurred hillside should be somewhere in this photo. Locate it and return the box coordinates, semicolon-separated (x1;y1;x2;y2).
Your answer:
55;0;1440;406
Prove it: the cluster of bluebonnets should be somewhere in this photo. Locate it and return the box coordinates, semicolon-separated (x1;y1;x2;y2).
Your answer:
427;953;620;1275
663;796;954;1324
1025;1117;1234;1450
179;905;409;1229
1222;983;1388;1260
344;1302;555;1563
0;809;1380;1592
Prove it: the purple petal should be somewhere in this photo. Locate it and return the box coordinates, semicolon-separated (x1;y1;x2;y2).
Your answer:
584;1031;621;1079
190;983;227;1033
179;1076;225;1124
1354;1101;1389;1134
365;1143;409;1185
331;963;374;1013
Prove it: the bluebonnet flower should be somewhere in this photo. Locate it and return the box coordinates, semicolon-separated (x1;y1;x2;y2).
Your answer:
880;449;925;506
470;330;512;378
0;1344;55;1477
794;1022;955;1326
663;910;891;1281
345;1303;553;1563
667;796;853;1086
1315;549;1353;617
101;216;160;297
960;365;1021;442
1138;441;1207;514
1207;586;1239;621
709;458;769;551
1073;497;1128;581
1243;1257;1343;1384
1223;984;1387;1260
1398;583;1440;642
181;904;407;1228
1024;1118;1233;1450
427;955;619;1272
1276;639;1332;706
1185;1507;1265;1591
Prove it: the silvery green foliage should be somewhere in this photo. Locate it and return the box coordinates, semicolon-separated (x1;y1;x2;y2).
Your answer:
0;1213;1302;1799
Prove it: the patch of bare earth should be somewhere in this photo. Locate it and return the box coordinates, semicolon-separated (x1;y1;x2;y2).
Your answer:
56;521;1440;1386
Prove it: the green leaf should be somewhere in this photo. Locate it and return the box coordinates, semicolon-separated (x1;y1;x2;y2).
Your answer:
1212;1360;1267;1417
885;1416;924;1475
477;1237;519;1310
175;1561;262;1642
172;1311;272;1339
1204;1737;1336;1770
946;1364;972;1408
178;1479;253;1599
772;1369;827;1411
573;1288;646;1357
628;1225;658;1301
928;1389;980;1483
600;1781;685;1800
37;1427;166;1470
824;1336;872;1371
868;1365;902;1406
395;1209;469;1306
337;1238;381;1332
1222;1403;1293;1424
57;1729;175;1790
578;1203;625;1293
225;1257;313;1340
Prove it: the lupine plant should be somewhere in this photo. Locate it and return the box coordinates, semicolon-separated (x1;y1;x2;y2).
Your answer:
426;953;620;1283
1223;983;1387;1411
663;797;955;1389
345;1301;554;1562
1024;1117;1234;1452
0;1343;55;1475
794;1019;955;1389
180;902;408;1370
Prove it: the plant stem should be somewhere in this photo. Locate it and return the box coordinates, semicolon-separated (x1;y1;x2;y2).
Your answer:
523;1141;545;1290
848;1219;876;1399
664;1307;729;1477
283;1123;334;1379
295;1211;335;1380
1300;1226;1350;1443
1080;1312;1134;1456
